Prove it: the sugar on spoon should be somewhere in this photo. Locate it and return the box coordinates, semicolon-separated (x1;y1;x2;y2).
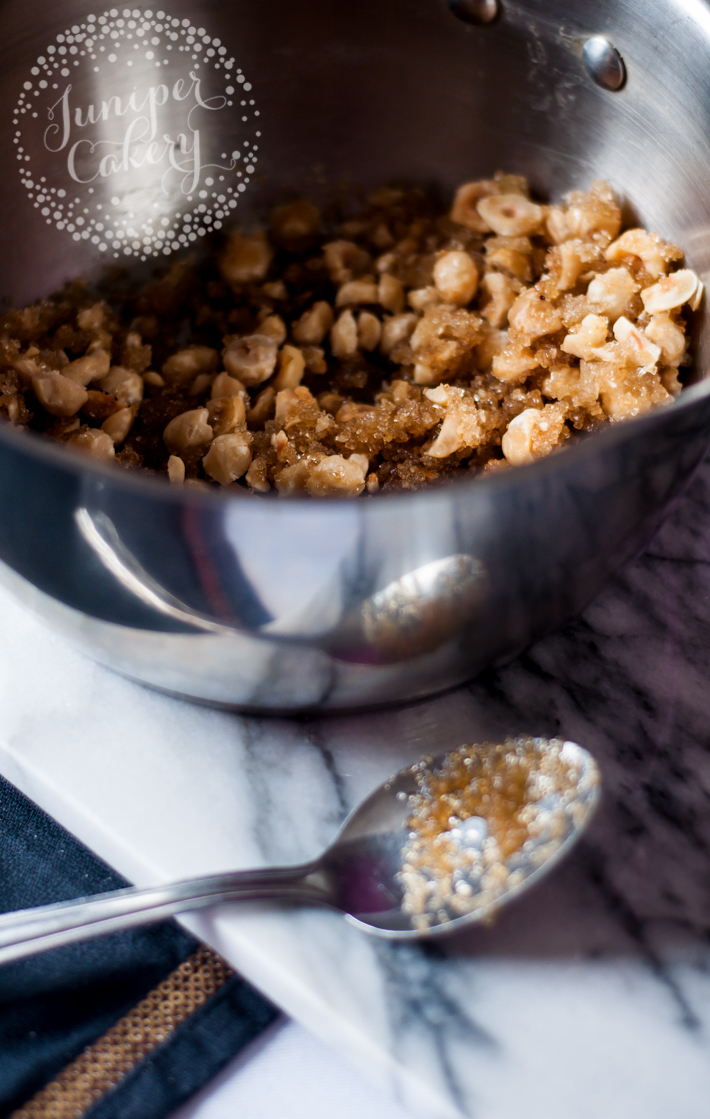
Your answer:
0;736;599;964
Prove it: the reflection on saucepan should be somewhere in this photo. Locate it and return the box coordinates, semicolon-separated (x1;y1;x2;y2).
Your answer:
75;506;225;634
77;507;486;670
361;554;487;663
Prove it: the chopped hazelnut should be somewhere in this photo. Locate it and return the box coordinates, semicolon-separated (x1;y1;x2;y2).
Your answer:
163;408;214;455
162;346;219;383
380;312;418;356
477;194;544;237
211;371;246;400
270;199;320;247
273;345;306;390
335;280;379;307
101;407;135;445
331;310;359;358
203;433;252;485
98;366;144;406
292;302;334;345
207;394;247;436
67;429;116;461
305;454;369;497
433;252;478;305
221;231;274;285
32;372;88;417
257;313;288;345
63;348;111;386
378;273;405;314
357;311;382;351
222;334;278;386
167;455;186;484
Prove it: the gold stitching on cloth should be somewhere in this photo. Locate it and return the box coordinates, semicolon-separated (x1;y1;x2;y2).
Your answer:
11;946;233;1119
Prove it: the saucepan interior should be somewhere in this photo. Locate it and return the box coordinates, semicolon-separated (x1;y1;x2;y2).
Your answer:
0;0;708;712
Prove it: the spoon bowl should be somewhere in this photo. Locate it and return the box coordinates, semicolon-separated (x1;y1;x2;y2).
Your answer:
0;738;600;964
327;737;600;937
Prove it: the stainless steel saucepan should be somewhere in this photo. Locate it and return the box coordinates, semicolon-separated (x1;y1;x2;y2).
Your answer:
0;0;708;712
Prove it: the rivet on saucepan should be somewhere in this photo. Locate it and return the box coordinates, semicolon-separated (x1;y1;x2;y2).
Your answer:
447;0;499;26
582;36;626;91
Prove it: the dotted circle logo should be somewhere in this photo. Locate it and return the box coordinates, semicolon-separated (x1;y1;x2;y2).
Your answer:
14;7;261;260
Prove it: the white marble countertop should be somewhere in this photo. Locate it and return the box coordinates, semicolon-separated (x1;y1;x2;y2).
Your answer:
174;1019;415;1119
2;458;710;1119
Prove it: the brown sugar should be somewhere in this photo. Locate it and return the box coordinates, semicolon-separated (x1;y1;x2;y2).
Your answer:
0;176;701;496
399;737;595;930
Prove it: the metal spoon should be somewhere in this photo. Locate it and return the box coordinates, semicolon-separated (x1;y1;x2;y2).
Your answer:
0;737;599;964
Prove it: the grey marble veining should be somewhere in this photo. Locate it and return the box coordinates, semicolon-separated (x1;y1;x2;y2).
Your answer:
3;459;710;1118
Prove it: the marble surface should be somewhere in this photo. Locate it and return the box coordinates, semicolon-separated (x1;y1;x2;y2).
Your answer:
174;1019;415;1119
2;457;710;1119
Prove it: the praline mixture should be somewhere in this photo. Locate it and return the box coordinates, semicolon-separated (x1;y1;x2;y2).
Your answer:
0;176;701;496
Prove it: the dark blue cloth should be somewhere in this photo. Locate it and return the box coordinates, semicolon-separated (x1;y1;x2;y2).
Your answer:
0;773;277;1118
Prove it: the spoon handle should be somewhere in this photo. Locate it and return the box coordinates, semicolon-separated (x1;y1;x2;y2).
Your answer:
0;863;331;966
